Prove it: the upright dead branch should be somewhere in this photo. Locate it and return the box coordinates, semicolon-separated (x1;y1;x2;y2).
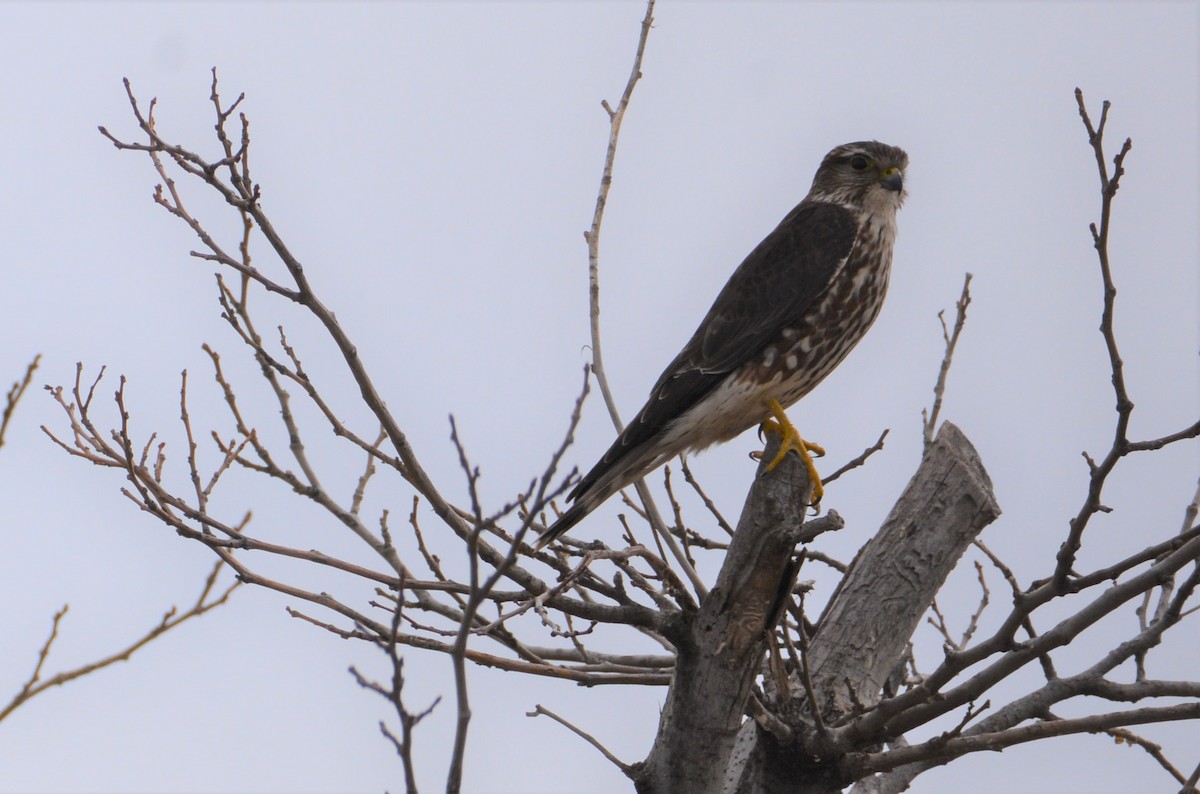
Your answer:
585;0;655;434
810;423;1000;719
574;0;704;595
922;275;972;452
721;424;999;794
637;436;819;794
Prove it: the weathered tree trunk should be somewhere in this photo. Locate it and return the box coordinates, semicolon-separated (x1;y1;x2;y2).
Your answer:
634;422;999;794
727;422;1000;793
634;434;814;794
809;422;1000;715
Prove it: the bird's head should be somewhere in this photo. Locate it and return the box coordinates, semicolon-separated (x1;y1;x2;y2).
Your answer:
807;141;909;211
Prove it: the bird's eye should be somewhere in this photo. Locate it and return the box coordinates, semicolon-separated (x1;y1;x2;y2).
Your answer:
849;155;871;171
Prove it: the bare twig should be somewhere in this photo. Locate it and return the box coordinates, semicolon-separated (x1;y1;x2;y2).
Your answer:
1;560;237;724
1105;727;1189;787
1;355;40;450
974;540;1057;680
959;561;990;649
822;428;889;486
680;457;735;536
584;0;656;434
923;273;972;452
445;368;590;793
349;598;441;794
1182;759;1200;794
797;591;828;737
528;704;633;776
1055;89;1135;584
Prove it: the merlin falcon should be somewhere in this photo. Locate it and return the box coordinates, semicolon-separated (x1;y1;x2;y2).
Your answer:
540;141;908;546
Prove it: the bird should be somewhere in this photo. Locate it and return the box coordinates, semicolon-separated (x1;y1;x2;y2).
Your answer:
539;141;908;547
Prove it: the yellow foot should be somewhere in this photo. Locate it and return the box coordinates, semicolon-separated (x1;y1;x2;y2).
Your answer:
756;398;825;505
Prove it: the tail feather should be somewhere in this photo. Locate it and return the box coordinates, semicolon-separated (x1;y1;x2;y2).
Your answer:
535;492;603;549
536;443;664;548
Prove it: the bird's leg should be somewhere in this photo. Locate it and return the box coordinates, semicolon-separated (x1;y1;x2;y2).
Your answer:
758;398;825;505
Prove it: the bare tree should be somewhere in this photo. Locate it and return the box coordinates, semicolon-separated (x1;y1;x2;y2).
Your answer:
42;2;1199;791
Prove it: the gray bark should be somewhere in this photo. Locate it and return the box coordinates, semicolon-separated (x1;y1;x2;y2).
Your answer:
727;422;1000;793
809;421;1000;717
637;422;999;794
634;433;814;794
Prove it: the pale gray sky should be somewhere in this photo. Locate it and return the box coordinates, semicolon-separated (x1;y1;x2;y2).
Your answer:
0;2;1197;793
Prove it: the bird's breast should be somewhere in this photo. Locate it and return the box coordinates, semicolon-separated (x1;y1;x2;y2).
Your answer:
746;218;895;409
655;209;897;457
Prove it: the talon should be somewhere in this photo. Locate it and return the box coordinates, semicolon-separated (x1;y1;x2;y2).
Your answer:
758;398;825;505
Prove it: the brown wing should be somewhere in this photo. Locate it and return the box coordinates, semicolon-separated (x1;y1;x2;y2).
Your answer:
569;200;859;503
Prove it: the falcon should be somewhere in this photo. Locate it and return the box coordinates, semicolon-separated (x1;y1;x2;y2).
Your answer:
540;141;908;547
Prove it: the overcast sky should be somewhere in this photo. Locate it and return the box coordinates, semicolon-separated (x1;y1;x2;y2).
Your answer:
1;2;1197;793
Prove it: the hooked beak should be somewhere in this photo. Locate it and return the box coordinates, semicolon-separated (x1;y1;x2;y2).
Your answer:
880;166;903;193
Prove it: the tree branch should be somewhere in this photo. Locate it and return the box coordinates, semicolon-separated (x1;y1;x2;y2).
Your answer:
637;435;812;793
1;560;238;724
1;355;40;450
